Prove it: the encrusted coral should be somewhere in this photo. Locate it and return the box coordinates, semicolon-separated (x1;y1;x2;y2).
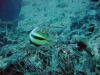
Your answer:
0;0;100;75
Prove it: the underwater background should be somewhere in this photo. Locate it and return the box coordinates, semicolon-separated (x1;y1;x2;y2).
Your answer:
0;0;100;75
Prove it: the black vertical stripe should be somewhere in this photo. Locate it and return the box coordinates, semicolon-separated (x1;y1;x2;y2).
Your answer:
31;34;45;40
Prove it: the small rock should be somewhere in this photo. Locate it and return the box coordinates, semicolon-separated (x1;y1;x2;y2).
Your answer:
0;31;6;39
87;10;97;16
12;40;18;44
77;42;87;51
88;24;95;32
2;38;8;45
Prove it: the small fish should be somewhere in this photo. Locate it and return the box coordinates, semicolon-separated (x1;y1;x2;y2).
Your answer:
29;27;48;46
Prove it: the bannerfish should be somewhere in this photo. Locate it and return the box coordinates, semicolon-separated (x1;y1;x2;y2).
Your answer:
29;27;48;46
